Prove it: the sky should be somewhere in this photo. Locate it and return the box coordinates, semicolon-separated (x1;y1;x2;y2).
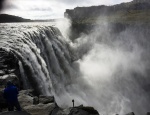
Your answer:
1;0;132;20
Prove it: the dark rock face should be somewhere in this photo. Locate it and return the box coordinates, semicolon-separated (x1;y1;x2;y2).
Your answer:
0;48;21;89
147;112;150;115
69;108;89;115
39;95;55;104
0;91;6;110
69;107;99;115
126;112;135;115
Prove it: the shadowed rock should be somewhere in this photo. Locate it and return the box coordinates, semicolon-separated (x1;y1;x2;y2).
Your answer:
39;95;54;104
24;103;55;115
68;106;99;115
147;112;150;115
69;108;89;115
18;90;34;109
126;112;135;115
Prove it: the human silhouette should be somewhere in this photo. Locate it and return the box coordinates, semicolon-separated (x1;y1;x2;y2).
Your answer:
3;81;21;111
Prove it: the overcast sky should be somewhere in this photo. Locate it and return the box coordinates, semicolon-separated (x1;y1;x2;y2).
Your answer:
1;0;132;20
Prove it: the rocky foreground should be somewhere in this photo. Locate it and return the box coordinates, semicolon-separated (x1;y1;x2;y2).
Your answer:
0;89;100;115
0;89;144;115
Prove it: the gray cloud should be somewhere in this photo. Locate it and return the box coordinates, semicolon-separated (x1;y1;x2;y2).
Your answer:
3;2;19;10
1;0;132;19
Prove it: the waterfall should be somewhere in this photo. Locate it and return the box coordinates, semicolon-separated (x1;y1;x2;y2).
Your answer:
0;22;150;115
0;23;75;95
18;61;30;89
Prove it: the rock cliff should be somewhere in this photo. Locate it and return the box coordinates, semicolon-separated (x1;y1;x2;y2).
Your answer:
64;0;150;40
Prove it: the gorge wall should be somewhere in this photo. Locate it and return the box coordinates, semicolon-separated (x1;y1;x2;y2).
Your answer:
64;0;150;40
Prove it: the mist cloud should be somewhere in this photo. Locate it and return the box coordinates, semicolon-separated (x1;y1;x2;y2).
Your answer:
75;23;150;114
54;17;150;115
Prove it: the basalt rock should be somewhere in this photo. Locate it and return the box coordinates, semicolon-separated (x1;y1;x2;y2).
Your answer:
69;107;99;115
147;112;150;115
18;90;34;109
0;90;7;111
24;103;55;115
39;95;55;104
126;112;135;115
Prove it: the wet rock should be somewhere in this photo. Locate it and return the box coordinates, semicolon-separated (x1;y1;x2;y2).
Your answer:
77;106;99;115
39;95;54;104
126;112;135;115
0;90;7;110
24;103;55;115
52;107;71;115
18;90;34;108
69;108;89;115
62;106;100;115
33;96;39;105
147;112;150;115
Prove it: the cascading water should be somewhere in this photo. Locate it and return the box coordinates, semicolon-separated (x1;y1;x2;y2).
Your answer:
0;22;150;115
0;22;77;96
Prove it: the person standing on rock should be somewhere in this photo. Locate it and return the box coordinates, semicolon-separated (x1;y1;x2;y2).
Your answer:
3;81;21;111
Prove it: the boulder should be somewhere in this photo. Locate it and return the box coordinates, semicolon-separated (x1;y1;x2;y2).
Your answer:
77;106;99;115
55;108;72;115
69;108;89;115
65;106;100;115
126;112;135;115
18;90;34;109
50;107;61;115
39;95;54;104
24;103;55;115
33;96;39;105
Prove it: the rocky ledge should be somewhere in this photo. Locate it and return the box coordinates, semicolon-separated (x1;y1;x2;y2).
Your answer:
1;89;149;115
0;89;100;115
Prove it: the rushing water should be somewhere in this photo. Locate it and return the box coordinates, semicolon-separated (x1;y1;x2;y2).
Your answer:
0;22;150;115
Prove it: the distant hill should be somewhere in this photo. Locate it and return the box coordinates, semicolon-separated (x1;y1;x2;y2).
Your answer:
0;14;31;23
0;14;57;23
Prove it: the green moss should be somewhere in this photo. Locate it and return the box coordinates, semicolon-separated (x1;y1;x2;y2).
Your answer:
72;9;150;25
